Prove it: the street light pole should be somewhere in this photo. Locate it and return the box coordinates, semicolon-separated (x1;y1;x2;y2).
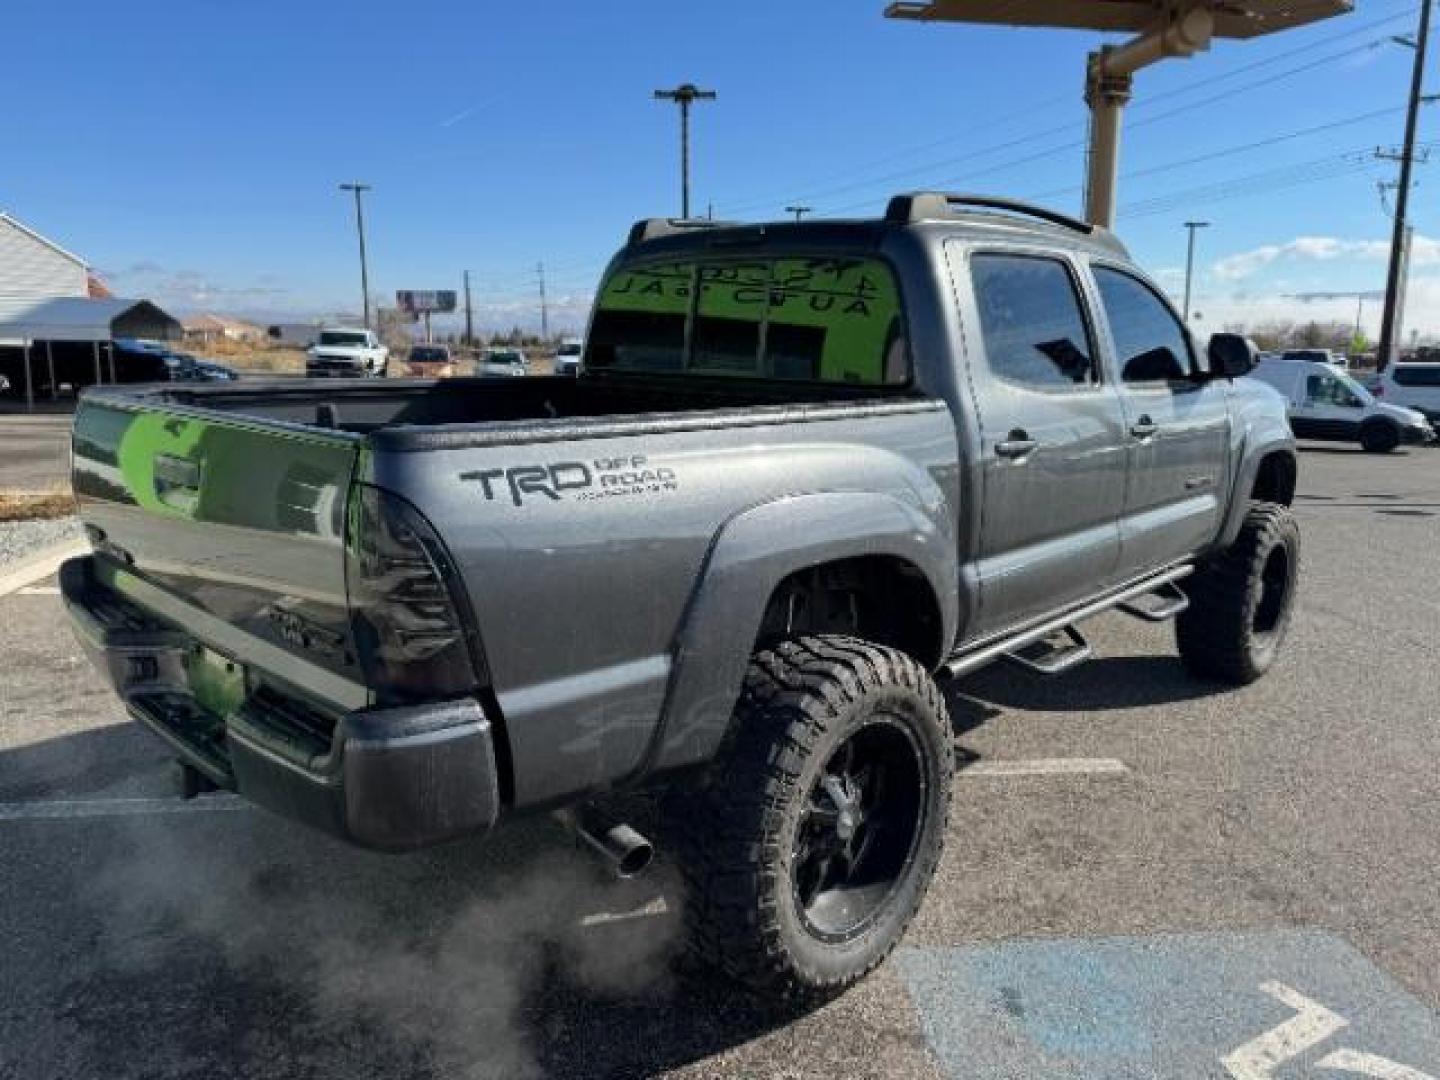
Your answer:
339;182;373;329
1182;220;1210;323
1377;0;1433;371
654;84;716;219
786;205;812;222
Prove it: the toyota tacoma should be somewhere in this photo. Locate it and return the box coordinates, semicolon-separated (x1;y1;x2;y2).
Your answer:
64;193;1299;998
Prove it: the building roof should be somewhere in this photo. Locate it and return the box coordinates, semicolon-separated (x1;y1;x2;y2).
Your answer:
0;212;88;269
182;312;264;334
0;296;181;344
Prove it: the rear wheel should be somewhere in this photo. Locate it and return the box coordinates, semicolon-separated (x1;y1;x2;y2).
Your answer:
1176;502;1300;685
1361;420;1400;453
669;635;952;1001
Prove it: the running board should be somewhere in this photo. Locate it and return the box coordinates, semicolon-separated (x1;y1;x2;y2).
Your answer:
942;564;1195;679
1118;581;1190;623
1003;624;1091;676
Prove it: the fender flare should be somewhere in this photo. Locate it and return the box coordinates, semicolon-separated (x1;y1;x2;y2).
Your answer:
1218;430;1296;548
645;490;960;775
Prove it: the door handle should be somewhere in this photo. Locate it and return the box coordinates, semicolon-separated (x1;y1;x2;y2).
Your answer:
1130;416;1159;439
996;430;1038;460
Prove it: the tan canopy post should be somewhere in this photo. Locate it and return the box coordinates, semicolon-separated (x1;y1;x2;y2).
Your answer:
45;340;56;401
92;341;103;386
107;342;116;383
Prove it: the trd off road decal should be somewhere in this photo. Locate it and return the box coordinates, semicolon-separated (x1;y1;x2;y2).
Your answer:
461;455;678;506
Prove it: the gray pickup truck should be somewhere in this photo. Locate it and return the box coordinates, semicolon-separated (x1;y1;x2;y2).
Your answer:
63;193;1298;999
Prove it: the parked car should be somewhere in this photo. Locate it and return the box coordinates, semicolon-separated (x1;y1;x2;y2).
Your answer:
405;344;457;378
189;359;239;382
1378;361;1440;425
64;192;1300;1001
477;347;527;377
306;327;389;377
552;338;583;375
1252;355;1433;452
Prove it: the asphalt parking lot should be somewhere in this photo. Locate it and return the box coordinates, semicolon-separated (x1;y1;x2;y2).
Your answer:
2;443;1438;1079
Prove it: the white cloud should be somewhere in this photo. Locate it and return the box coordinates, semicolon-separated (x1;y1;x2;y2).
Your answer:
1212;234;1440;282
1190;273;1440;340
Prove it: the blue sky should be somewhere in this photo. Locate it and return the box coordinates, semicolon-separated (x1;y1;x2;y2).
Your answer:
6;0;1435;336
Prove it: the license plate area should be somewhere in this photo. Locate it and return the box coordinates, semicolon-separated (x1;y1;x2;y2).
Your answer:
184;644;247;718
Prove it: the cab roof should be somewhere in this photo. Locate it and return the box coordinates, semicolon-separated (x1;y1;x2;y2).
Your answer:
624;192;1130;260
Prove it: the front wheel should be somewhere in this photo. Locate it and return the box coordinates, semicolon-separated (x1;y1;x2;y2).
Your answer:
668;635;952;1001
1176;502;1300;685
1361;420;1400;453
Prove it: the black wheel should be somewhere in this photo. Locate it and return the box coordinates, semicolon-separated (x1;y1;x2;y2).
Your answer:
1361;420;1400;453
1176;502;1300;685
669;635;952;1001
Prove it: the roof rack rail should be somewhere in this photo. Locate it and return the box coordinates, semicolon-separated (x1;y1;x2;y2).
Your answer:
885;193;1095;233
626;217;739;246
885;192;1127;254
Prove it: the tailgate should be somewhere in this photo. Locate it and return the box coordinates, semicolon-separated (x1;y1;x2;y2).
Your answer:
71;396;365;692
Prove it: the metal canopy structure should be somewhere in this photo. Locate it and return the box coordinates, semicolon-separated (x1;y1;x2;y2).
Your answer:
885;0;1353;226
0;296;181;346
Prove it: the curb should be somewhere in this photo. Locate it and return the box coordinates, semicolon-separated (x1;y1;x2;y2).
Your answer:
0;538;89;598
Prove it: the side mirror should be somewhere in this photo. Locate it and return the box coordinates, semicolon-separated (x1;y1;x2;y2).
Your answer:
1207;333;1259;379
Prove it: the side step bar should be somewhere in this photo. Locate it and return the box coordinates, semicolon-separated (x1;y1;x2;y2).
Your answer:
1118;581;1190;623
943;564;1194;679
1004;624;1091;676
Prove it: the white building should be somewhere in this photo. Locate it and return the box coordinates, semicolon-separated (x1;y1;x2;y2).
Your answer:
0;212;180;408
0;212;90;299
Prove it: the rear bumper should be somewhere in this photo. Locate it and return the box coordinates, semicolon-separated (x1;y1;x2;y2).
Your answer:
61;556;500;851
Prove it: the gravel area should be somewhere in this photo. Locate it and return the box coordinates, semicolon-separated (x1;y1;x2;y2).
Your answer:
0;516;83;569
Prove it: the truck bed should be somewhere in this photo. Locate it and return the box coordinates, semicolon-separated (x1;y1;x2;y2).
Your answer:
134;373;919;436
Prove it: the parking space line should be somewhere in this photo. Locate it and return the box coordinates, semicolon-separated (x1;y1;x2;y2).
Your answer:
0;539;87;598
0;795;248;822
15;585;60;595
958;757;1130;779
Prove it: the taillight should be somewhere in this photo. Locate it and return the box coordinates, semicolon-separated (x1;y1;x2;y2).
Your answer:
345;484;483;703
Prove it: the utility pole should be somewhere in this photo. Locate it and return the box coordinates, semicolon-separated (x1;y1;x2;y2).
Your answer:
536;262;549;341
654;83;716;219
338;182;372;329
1377;0;1433;372
1182;220;1210;323
463;270;474;346
786;205;812;222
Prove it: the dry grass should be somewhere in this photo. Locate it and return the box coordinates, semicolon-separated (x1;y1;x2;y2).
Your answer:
0;486;77;523
200;340;308;375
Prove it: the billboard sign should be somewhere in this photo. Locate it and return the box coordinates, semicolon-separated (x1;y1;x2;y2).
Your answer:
396;290;458;315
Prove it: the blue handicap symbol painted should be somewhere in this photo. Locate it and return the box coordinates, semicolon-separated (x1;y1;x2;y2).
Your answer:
896;930;1440;1079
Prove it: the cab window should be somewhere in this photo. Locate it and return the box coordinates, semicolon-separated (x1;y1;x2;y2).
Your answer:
1093;266;1194;384
1306;373;1364;409
585;256;908;385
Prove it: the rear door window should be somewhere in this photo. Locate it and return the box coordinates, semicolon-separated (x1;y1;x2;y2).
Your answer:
970;253;1097;389
585;255;908;385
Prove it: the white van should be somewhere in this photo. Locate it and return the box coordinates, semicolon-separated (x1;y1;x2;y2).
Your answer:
1378;362;1440;424
1251;355;1433;453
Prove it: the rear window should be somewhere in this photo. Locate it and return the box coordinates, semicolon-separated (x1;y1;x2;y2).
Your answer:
585;256;908;384
408;346;448;362
320;331;369;347
1391;365;1440;387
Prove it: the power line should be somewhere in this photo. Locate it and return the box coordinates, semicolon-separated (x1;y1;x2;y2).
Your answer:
818;33;1401;216
1024;104;1406;201
717;4;1416;219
